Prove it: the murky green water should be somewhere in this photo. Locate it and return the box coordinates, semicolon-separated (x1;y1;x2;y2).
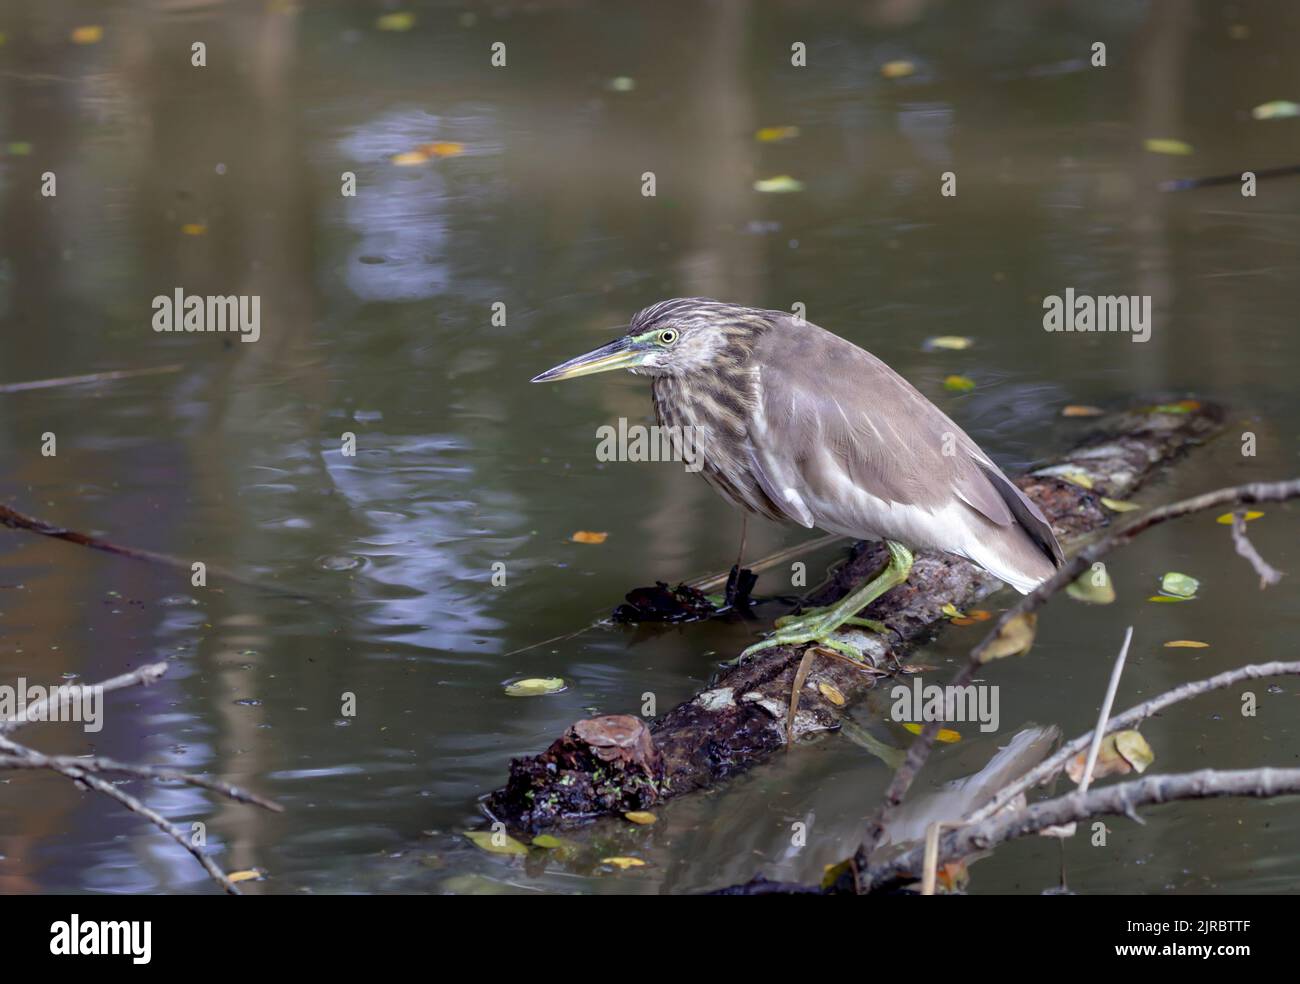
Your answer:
1;0;1297;894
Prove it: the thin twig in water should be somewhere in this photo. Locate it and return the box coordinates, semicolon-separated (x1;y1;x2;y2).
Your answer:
0;505;307;600
0;752;282;811
0;364;182;394
1079;626;1134;796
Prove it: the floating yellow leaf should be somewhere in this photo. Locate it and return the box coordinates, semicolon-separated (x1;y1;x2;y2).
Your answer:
1101;497;1139;512
1164;640;1209;649
1068;563;1115;604
392;151;430;166
902;722;962;743
1058;470;1094;489
1114;730;1155;773
464;830;529;855
817;681;846;706
943;374;975;393
227;868;265;883
880;60;915;79
935;859;970;893
1150;399;1201;414
753;175;804;193
980;611;1037;662
1148;594;1191;603
1252;101;1300;120
755;126;800;142
181;223;207;236
503;677;566;697
571;530;607;544
924;335;973;351
623;811;657;825
1066;732;1146;783
70;25;103;45
601;856;646;869
376;12;415;31
1216;510;1263;525
821;858;853;891
7;142;33;156
531;834;564;848
416;141;465;158
1061;404;1104;417
941;602;966;619
1143;137;1193;156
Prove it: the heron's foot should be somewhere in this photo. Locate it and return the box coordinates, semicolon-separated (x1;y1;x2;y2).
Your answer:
731;540;914;667
724;564;757;609
737;612;875;664
775;606;888;634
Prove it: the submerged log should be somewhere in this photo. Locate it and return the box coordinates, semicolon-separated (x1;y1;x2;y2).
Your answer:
485;400;1224;830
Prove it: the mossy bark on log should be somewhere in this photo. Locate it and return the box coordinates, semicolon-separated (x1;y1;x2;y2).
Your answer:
486;402;1224;830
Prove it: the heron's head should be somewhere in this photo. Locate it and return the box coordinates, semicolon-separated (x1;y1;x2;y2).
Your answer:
530;298;772;383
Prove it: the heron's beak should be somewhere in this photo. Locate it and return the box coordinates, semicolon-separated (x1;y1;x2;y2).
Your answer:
530;335;643;383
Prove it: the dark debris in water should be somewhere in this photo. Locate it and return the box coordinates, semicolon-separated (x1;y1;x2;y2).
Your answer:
612;581;718;623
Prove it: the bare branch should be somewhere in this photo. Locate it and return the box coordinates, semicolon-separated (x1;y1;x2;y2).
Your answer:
865;767;1300;894
1232;512;1284;588
0;661;280;893
854;478;1300;887
0;662;169;733
968;659;1300;824
0;751;282;812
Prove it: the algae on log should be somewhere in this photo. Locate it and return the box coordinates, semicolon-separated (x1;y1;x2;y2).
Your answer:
486;402;1223;830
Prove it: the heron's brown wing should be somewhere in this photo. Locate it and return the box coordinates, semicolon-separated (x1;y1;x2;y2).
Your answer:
750;317;1058;563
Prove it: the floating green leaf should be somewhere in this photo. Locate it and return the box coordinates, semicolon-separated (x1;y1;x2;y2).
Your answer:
755;125;799;142
376;12;415;31
1067;564;1115;604
943;374;975;393
1159;571;1199;598
1251;100;1300;120
753;175;804;193
606;76;636;92
1143;137;1193;156
924;335;973;351
504;676;567;697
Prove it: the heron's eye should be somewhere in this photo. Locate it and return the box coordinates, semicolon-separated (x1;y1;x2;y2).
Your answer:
657;329;678;346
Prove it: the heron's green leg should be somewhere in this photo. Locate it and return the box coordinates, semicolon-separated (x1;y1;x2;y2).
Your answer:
738;541;914;663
